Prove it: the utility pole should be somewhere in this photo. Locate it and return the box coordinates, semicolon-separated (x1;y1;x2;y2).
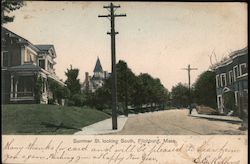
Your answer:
98;3;126;130
125;64;128;117
181;64;198;105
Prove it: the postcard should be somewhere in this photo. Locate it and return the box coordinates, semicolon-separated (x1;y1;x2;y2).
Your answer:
2;1;248;164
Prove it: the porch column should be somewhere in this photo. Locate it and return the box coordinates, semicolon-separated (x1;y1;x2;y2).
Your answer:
32;74;35;97
10;75;14;98
20;46;25;65
44;78;47;93
14;78;18;98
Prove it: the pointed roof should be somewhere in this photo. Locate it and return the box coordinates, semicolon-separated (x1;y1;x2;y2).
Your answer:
35;44;54;51
35;44;57;58
93;57;103;72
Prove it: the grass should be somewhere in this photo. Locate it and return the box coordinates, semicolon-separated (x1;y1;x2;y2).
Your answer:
2;104;110;134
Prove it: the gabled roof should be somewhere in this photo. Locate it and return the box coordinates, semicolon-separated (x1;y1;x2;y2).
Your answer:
35;44;57;58
2;27;40;52
35;44;54;51
2;27;57;58
93;57;103;72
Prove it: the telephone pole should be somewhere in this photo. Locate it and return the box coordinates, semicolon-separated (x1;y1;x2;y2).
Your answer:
98;3;126;130
181;64;198;105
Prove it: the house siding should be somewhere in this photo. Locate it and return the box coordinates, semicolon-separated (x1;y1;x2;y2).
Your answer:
214;47;248;115
4;37;22;66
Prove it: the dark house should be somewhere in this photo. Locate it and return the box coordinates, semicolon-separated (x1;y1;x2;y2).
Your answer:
212;47;248;115
1;27;64;104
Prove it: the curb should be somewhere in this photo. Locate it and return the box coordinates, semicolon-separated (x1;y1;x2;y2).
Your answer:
190;114;243;123
74;115;128;135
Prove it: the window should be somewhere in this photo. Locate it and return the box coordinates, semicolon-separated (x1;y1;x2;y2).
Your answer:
216;75;220;88
24;50;36;63
233;66;238;82
220;73;226;87
239;63;247;76
25;53;32;63
228;70;233;85
47;61;52;70
2;51;9;67
17;76;34;97
39;60;45;69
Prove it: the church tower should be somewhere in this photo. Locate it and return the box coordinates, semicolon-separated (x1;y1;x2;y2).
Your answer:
93;57;104;79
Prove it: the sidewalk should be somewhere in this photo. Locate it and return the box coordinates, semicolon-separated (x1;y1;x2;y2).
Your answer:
190;109;242;123
74;115;128;135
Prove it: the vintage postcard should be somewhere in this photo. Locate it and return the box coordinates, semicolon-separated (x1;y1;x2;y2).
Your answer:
1;1;248;164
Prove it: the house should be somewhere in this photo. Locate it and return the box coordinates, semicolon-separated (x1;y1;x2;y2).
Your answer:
1;27;64;104
212;47;248;115
81;57;110;93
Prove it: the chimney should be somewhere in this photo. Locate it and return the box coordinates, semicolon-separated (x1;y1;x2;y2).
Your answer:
84;72;90;91
85;72;89;83
104;71;107;78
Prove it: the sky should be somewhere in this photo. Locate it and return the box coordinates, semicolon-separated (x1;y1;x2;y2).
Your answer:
3;1;247;90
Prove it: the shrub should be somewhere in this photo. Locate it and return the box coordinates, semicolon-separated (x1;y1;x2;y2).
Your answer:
48;98;55;105
71;93;86;107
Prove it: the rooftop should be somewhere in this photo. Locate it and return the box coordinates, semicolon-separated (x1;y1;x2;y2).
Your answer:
35;44;54;51
93;57;103;73
211;47;248;70
9;63;41;71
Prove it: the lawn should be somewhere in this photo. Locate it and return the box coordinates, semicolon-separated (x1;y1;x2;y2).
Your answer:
2;104;110;134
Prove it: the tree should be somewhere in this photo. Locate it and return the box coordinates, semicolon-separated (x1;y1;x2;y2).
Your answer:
193;71;217;109
2;0;24;24
131;73;169;112
135;73;156;107
171;83;190;108
90;60;169;113
47;77;70;104
151;78;169;107
65;65;81;96
116;60;137;111
55;86;70;100
91;60;137;112
64;65;83;106
92;85;111;111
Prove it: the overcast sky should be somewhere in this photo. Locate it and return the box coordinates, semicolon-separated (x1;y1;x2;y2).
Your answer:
3;1;247;90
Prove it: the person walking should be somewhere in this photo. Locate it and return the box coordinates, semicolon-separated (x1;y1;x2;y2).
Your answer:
188;105;193;115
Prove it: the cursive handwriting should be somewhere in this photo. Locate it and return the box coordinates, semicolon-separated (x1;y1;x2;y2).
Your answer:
2;136;246;164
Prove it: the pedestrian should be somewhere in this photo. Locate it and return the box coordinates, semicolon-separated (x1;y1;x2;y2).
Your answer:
188;105;193;115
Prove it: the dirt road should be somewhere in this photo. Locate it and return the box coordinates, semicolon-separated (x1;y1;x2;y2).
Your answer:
115;109;245;135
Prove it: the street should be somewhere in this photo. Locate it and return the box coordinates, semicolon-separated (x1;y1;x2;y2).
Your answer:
114;109;246;135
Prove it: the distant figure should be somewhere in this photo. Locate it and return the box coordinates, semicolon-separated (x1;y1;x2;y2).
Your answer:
188;103;196;115
188;106;193;115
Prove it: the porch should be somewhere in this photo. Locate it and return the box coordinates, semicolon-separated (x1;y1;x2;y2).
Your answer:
9;73;48;104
